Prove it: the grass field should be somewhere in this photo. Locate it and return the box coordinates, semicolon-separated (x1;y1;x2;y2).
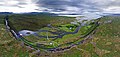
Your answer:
0;14;120;57
8;14;76;31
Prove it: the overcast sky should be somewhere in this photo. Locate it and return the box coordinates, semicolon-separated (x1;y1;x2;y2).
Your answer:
0;0;120;18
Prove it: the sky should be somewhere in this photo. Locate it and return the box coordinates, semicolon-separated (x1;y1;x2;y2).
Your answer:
0;0;120;18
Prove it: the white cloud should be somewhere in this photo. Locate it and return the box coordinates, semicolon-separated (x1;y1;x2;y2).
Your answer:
0;6;39;13
0;0;19;6
0;0;41;13
6;0;19;5
103;6;120;14
0;0;120;18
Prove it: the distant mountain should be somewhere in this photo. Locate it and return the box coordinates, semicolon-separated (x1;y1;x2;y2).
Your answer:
0;12;58;16
109;14;120;16
0;12;13;14
19;12;58;16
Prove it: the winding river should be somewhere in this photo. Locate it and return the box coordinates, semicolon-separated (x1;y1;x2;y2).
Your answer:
4;15;99;51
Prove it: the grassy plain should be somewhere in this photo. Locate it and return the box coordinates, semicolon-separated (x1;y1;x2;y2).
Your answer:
0;14;120;57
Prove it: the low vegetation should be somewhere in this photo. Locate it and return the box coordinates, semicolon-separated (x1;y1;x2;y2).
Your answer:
0;14;120;57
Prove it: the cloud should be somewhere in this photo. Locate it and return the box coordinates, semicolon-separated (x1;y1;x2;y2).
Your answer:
35;0;98;15
35;0;120;18
0;0;41;13
0;0;120;18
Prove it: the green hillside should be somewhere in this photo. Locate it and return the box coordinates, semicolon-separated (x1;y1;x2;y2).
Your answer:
0;15;120;57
